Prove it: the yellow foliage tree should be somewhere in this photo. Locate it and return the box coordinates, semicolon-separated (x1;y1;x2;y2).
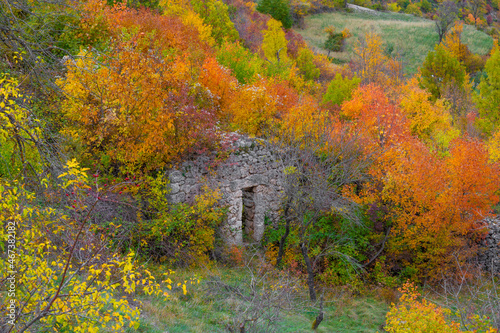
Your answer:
228;78;279;136
0;72;43;178
0;159;170;332
487;129;500;162
262;19;292;77
399;77;459;151
386;282;463;333
353;32;389;86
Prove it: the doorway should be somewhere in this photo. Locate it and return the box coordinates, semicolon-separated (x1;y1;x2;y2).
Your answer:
241;187;256;242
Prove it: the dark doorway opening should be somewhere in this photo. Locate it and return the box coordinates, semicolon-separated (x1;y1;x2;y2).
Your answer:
242;187;256;242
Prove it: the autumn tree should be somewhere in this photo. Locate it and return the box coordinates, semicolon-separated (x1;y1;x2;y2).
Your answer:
224;0;270;52
216;41;263;84
435;1;459;43
198;57;238;118
420;43;468;100
58;30;218;172
0;160;171;332
262;19;292;78
324;26;347;56
191;0;240;44
354;135;499;281
399;78;458;151
341;84;410;149
352;32;402;87
441;24;485;74
272;118;370;302
339;83;500;281
474;45;500;136
0;0;110;94
467;0;486;28
0;73;44;179
295;47;320;81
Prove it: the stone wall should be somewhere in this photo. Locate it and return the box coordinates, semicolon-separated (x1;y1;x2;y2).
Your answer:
479;216;500;275
167;136;284;245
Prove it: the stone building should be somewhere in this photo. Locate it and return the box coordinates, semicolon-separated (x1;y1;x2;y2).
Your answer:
167;135;284;245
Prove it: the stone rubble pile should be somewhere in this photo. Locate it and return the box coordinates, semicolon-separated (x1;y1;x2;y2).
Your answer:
478;216;500;275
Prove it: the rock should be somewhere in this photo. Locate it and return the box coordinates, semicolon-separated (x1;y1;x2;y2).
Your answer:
169;170;184;183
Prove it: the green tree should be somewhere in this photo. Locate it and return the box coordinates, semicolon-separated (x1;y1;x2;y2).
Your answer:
419;44;467;100
322;73;361;106
419;0;432;13
474;45;500;136
191;0;239;44
296;47;320;81
324;26;345;56
216;41;263;84
257;0;293;29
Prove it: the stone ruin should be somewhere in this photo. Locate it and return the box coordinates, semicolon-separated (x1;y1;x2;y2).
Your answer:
165;135;500;271
167;135;284;245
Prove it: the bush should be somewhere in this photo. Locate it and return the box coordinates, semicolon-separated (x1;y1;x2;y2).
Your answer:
296;47;320;81
405;3;423;16
324;26;350;55
131;188;227;265
385;282;462;333
387;2;401;12
322;73;361;106
216;41;263;84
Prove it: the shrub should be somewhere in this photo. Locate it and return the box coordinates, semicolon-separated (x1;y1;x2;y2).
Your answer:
132;188;227;266
322;73;361;106
385;282;462;333
418;0;432;13
405;3;423;16
216;41;263;84
387;2;401;12
324;26;350;56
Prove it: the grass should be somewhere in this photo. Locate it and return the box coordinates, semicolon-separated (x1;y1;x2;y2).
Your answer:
127;264;390;332
296;10;494;75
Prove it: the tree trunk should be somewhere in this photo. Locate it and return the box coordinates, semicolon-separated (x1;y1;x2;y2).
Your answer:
275;201;291;268
300;242;316;302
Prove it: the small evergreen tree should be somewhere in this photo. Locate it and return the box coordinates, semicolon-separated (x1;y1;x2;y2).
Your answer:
324;26;344;56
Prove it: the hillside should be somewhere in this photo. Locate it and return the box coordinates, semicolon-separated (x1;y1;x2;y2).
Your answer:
1;0;500;331
296;10;493;74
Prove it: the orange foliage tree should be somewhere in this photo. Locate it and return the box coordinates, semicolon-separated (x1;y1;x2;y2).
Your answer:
342;85;500;281
58;24;218;172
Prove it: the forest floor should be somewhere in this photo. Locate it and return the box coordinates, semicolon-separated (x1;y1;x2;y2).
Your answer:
296;10;493;75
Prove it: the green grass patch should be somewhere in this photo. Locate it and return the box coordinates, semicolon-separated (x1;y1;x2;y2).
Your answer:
129;265;389;332
296;10;493;75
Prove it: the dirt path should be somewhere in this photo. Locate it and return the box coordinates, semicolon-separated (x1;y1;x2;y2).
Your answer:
347;4;380;15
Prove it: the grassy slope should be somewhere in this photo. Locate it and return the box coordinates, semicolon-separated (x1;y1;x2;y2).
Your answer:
296;10;493;75
125;266;389;333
